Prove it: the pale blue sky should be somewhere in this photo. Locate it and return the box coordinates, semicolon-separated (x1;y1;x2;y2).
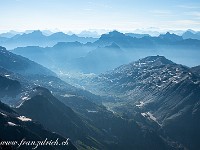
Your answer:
0;0;200;32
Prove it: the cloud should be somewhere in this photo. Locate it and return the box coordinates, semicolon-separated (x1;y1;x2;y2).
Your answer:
185;11;200;19
87;0;112;9
150;10;173;17
167;20;200;28
177;4;200;9
83;8;93;11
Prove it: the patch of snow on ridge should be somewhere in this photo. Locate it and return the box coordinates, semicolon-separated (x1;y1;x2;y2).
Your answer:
4;74;10;77
17;116;32;121
87;110;98;113
141;113;147;117
7;122;18;126
16;102;24;108
147;112;157;122
136;101;145;107
21;96;30;100
61;94;75;98
141;112;161;126
0;112;7;117
156;85;162;88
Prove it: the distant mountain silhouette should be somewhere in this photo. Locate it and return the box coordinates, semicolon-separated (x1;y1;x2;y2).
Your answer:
0;30;97;49
125;33;150;38
159;32;183;42
95;30;133;48
12;30;200;72
0;32;16;38
77;30;100;38
182;30;200;40
96;31;200;48
93;31;200;67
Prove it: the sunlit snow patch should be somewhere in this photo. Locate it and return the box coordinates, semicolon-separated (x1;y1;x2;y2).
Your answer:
136;101;145;108
0;112;7;117
141;112;161;126
86;110;98;113
4;74;10;77
17;116;32;121
21;96;30;100
7;122;18;126
61;94;75;98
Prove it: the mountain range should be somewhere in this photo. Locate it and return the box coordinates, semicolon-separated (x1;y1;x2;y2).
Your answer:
0;30;97;49
11;30;200;76
0;29;200;150
1;29;200;50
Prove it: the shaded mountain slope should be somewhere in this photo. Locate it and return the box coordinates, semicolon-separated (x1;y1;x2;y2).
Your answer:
0;46;56;76
0;100;77;150
0;75;21;98
191;65;200;76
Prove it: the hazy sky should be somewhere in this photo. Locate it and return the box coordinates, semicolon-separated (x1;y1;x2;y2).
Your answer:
1;0;200;32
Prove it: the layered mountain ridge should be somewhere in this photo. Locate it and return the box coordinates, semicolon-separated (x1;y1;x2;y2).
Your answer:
12;30;200;75
0;30;97;49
